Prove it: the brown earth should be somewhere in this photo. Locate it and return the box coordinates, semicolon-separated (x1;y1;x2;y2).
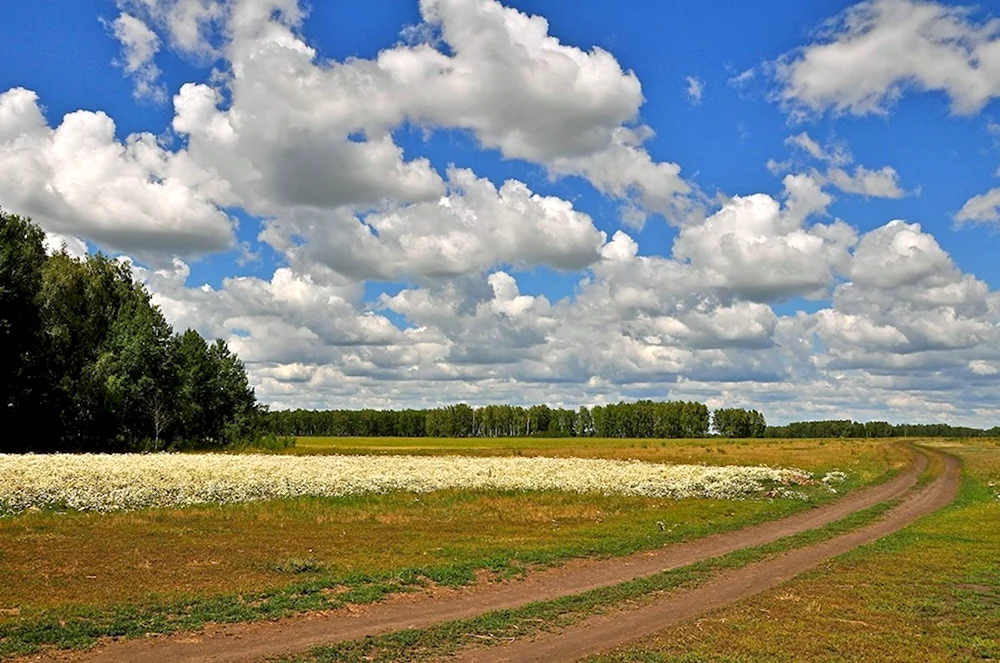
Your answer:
25;447;937;663
451;450;961;662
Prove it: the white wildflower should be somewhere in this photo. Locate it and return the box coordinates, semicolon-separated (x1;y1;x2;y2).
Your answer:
0;454;824;514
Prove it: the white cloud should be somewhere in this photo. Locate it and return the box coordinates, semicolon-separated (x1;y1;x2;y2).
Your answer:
781;132;906;199
848;220;955;290
548;127;693;226
132;209;1000;425
3;0;697;269
262;167;608;281
827;165;905;198
776;0;1000;116
685;76;704;104
162;0;694;231
117;0;227;57
670;185;855;301
42;232;89;259
0;87;235;259
106;12;166;102
956;187;1000;225
785;132;852;166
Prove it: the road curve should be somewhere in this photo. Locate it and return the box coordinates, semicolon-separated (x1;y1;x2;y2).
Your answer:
33;447;933;663
452;450;961;663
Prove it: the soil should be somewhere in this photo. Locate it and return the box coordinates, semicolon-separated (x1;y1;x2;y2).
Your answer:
24;448;950;663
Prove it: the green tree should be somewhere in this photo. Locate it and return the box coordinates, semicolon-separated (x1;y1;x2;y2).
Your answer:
0;210;47;447
37;251;165;450
170;331;258;447
713;408;766;438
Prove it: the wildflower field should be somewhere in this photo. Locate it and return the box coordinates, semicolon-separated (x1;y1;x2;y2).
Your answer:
0;453;831;515
0;438;905;658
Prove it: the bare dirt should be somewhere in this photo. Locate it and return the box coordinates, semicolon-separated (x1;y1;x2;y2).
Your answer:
451;450;961;662
26;448;941;663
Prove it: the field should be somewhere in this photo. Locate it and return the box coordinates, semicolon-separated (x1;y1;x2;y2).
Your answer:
0;436;975;661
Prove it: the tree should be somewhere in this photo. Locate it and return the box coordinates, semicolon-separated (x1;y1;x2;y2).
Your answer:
37;251;163;450
713;408;766;438
0;210;47;448
92;280;178;449
1;211;262;452
170;332;258;447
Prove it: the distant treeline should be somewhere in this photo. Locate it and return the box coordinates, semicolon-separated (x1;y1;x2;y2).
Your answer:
765;420;1000;439
268;406;999;441
266;402;775;439
1;210;265;453
266;401;720;438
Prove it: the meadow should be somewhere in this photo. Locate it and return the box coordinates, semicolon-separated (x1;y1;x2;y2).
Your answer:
0;437;907;658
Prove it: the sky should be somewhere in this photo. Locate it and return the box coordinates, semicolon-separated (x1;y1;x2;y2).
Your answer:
1;0;999;425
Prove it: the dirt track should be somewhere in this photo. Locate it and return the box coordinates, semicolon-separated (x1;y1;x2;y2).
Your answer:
453;450;961;662
30;448;943;663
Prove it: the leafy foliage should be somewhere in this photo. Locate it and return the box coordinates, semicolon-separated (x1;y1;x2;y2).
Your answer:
712;408;767;438
765;419;1000;438
0;209;47;434
267;401;712;439
0;211;260;452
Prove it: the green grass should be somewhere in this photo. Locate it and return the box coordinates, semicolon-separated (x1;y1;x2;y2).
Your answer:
585;440;1000;663
0;438;906;658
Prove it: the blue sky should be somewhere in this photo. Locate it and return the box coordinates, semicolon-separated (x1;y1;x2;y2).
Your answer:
1;0;999;424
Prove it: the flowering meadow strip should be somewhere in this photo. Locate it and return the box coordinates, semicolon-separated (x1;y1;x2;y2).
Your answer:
0;453;834;514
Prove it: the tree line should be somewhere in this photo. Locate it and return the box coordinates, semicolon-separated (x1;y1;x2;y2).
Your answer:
268;406;1000;441
765;420;1000;439
266;402;744;438
1;210;263;453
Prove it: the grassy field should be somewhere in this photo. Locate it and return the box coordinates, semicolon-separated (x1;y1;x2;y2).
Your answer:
584;439;1000;662
0;437;906;657
288;435;902;465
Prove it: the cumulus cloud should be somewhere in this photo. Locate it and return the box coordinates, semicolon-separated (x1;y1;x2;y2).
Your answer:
776;0;1000;116
260;167;607;281
0;87;235;258
956;187;1000;225
164;0;693;230
116;0;227;58
821;221;998;368
826;165;905;198
106;12;167;102
781;131;906;199
5;0;697;268
671;182;855;301
132;208;1000;425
